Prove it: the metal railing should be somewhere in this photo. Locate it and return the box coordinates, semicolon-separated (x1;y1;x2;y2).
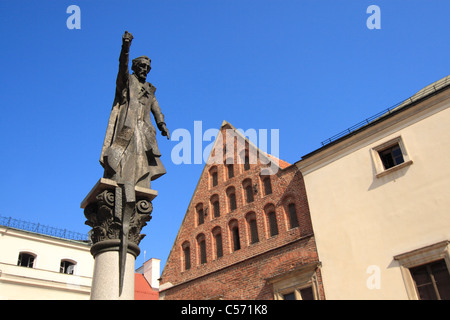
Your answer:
320;104;400;146
320;77;450;146
0;215;89;242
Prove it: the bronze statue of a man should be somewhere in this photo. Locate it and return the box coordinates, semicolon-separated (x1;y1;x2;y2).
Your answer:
100;31;169;203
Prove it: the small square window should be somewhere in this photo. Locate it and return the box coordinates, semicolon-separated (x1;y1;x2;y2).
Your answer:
60;260;76;274
378;144;404;170
372;136;413;178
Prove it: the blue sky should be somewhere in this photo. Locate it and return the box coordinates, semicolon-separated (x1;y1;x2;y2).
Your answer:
0;1;449;271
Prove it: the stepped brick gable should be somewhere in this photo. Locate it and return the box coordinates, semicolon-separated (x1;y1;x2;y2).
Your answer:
160;122;324;300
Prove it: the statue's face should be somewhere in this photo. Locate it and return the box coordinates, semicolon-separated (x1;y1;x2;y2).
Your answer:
135;62;151;81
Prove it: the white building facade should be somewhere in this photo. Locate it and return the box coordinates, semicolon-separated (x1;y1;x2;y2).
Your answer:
297;76;450;299
0;222;94;300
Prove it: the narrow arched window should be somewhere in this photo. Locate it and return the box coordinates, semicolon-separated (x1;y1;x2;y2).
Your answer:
215;233;223;258
196;204;205;226
249;219;259;244
242;178;254;204
209;166;218;188
182;242;191;271
232;227;240;251
246;185;254;203
210;194;220;218
288;203;299;229
197;234;207;265
268;211;279;237
227;187;237;212
199;239;207;264
244;156;250;171
212;227;223;259
227;164;234;179
246;212;259;244
263;177;272;195
212;172;218;186
229;220;240;252
213;200;220;218
229;193;236;211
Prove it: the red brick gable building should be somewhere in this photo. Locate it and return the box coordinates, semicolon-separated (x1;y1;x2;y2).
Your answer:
159;122;325;300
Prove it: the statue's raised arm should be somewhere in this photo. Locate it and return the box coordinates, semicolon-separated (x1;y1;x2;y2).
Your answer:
116;31;133;99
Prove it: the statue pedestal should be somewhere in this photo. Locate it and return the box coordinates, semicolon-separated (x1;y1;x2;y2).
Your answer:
81;178;157;300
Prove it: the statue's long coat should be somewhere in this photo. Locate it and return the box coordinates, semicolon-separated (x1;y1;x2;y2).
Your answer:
100;50;166;200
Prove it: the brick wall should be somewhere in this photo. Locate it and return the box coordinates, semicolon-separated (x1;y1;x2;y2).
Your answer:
161;236;323;300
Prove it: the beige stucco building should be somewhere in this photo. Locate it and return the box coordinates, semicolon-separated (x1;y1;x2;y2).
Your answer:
0;223;94;300
296;76;450;299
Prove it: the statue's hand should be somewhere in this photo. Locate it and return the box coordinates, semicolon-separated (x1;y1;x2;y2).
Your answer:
158;123;170;140
122;31;134;45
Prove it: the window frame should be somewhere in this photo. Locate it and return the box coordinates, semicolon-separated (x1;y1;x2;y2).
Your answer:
394;240;450;300
268;262;321;300
17;252;36;268
409;260;450;300
277;285;315;300
60;259;77;275
371;136;413;178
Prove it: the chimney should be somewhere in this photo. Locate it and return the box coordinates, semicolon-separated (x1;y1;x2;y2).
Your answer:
137;258;161;290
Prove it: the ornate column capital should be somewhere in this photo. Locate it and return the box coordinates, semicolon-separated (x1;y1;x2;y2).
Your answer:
81;178;157;252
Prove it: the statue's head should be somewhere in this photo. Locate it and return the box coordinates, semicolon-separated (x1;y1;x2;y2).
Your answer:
131;56;151;82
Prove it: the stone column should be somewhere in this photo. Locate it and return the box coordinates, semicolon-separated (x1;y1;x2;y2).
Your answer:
81;178;157;300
